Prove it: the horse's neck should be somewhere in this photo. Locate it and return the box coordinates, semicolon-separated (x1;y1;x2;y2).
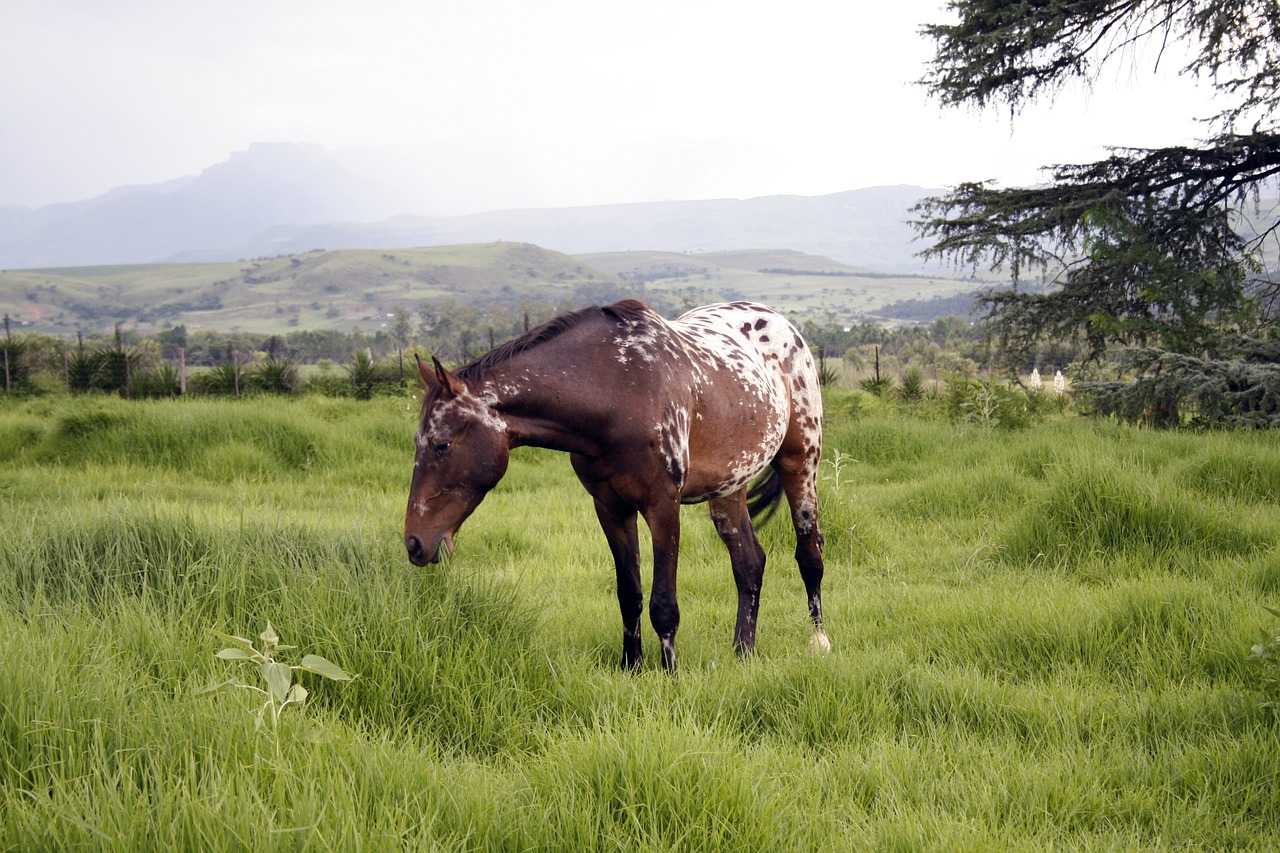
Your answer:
483;360;610;457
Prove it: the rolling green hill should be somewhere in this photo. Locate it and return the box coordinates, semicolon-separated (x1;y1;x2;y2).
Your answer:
1;243;988;337
1;243;623;336
581;248;985;319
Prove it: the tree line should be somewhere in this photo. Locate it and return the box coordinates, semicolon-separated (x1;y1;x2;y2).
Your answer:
1;302;1014;400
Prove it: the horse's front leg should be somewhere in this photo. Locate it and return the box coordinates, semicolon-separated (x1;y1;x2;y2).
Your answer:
589;493;644;669
642;502;683;672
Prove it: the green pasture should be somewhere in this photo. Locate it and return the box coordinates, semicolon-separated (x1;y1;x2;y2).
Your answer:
3;244;984;338
1;392;1279;849
580;249;977;319
0;243;613;336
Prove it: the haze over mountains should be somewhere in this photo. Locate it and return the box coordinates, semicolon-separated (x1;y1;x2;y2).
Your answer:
0;142;939;272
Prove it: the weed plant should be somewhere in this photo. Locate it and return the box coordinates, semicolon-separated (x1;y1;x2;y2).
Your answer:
1;393;1279;849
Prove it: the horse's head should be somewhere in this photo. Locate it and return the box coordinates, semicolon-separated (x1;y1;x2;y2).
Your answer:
404;354;510;566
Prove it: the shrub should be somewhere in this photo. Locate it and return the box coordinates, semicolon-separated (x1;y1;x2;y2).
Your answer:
348;350;378;400
944;376;1034;429
94;349;139;396
192;362;244;397
859;376;894;398
896;366;926;403
66;349;102;393
303;371;355;398
132;364;182;398
1;336;30;391
346;351;408;399
1247;606;1280;715
248;355;301;395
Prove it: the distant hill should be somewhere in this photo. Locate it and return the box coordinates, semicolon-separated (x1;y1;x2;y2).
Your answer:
0;243;624;336
0;243;986;336
0;143;940;271
579;249;983;320
183;185;940;272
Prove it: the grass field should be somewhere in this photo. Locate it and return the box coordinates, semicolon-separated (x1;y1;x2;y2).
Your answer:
580;249;980;320
0;243;617;336
1;244;986;338
2;391;1279;849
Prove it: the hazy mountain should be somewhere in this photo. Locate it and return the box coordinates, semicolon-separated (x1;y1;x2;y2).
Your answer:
0;142;939;271
191;185;938;271
0;143;407;269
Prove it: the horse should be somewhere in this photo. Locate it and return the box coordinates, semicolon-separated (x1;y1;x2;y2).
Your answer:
404;299;828;671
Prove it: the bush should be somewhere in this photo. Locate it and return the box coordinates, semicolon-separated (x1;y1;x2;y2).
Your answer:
189;363;243;397
1248;606;1280;715
943;376;1035;429
347;351;408;400
131;364;182;398
859;376;894;398
95;349;139;396
896;366;926;403
1;337;30;391
66;350;101;393
248;356;301;395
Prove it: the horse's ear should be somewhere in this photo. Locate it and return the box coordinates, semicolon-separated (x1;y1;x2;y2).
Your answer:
430;355;466;399
414;353;432;387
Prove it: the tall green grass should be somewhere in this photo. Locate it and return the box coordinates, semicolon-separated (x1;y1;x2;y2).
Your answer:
2;393;1278;849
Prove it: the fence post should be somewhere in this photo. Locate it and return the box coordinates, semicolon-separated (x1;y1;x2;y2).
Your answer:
2;314;10;394
179;347;187;395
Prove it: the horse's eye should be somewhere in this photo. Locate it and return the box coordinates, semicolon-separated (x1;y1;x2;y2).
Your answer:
433;441;451;458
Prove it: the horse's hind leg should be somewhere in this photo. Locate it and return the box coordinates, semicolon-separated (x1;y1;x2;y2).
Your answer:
777;463;830;652
709;492;767;657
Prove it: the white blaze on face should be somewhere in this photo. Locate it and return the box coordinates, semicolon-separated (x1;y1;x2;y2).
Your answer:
417;384;509;452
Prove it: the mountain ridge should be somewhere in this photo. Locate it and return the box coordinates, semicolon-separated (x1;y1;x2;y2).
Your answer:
0;143;940;272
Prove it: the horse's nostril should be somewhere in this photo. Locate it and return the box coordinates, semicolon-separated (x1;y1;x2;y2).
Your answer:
405;533;425;562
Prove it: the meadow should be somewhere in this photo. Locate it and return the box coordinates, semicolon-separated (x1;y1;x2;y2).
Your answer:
1;390;1279;850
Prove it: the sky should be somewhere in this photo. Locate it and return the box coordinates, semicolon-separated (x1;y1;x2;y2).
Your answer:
1;0;1222;215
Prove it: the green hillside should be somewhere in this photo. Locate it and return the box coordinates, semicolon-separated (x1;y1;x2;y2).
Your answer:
1;243;989;338
580;249;984;319
0;243;621;336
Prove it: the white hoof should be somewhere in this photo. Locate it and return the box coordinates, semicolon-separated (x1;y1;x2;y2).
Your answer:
810;630;831;655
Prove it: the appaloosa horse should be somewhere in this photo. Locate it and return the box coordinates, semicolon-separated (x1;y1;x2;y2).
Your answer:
404;299;828;670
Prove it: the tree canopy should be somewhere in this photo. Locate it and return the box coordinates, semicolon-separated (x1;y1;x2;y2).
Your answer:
912;0;1280;423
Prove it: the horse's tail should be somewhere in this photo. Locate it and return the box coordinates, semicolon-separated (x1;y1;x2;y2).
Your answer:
746;468;784;525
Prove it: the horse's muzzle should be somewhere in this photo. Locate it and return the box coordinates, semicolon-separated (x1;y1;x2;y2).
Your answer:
404;533;432;566
404;530;454;566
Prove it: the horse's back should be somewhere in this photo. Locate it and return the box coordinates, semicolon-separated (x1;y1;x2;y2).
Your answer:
674;301;822;418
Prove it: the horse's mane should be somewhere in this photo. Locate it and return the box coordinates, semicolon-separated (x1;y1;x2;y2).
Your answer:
454;298;655;383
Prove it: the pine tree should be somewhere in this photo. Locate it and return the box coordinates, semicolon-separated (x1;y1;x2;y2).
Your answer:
913;0;1280;425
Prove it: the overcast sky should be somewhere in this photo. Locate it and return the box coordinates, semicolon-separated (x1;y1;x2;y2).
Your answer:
2;0;1221;214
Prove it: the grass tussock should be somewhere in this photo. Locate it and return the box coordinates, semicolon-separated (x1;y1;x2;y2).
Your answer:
1000;457;1267;574
2;393;1280;849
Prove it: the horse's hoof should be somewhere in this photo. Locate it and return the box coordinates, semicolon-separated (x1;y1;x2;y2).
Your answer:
810;630;831;655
